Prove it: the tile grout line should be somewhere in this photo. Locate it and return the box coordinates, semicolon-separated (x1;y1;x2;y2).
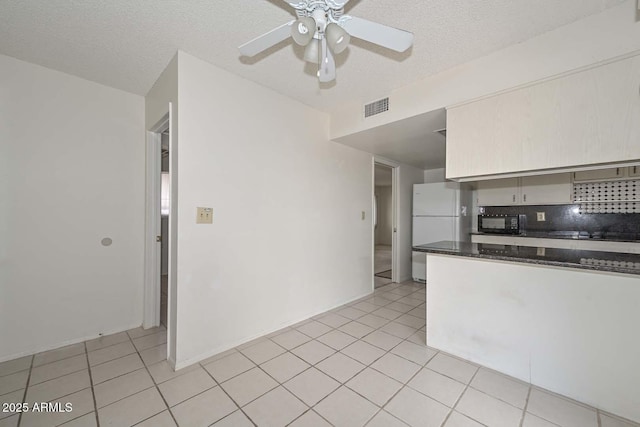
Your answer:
25;364;89;390
225;349;312;421
330;286;430;425
440;363;482;426
22;347;85;371
6;284;419;427
16;354;34;427
89;349;137;368
528;384;605;426
202;286;426;425
284;407;331;427
276;301;434;424
198;359;258;427
363;409;408;427
519;386;533;427
89;340;167;374
15;283;589;427
9;284;419;427
127;330;180;427
60;328;165;426
0;370;29;381
82;342;100;427
10;282;620;427
366;349;438;426
455;370;532;414
136;342;168;365
90;362;147;387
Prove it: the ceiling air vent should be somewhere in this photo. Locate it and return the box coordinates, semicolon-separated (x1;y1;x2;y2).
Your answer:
364;98;389;118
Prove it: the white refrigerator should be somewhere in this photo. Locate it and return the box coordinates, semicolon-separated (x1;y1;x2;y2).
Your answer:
412;182;471;282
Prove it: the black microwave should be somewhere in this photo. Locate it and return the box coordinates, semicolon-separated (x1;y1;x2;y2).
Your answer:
478;214;525;234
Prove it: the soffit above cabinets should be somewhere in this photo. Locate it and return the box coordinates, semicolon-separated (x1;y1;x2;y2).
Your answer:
334;108;447;170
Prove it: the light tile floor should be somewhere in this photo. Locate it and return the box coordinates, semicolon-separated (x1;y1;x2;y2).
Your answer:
1;281;639;427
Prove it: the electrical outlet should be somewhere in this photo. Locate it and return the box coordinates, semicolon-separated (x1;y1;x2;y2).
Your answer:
536;212;546;222
196;207;213;224
537;247;546;256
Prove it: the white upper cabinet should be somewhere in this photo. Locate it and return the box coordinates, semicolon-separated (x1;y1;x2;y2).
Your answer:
476;178;520;206
446;54;640;180
520;173;572;205
476;173;571;206
572;167;625;182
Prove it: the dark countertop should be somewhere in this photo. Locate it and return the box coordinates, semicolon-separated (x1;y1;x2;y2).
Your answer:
470;231;640;243
413;241;640;275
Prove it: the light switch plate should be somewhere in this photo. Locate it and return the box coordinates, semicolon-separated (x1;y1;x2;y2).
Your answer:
197;207;213;224
536;212;546;222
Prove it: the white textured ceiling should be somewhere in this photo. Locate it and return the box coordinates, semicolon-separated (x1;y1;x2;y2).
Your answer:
0;0;623;112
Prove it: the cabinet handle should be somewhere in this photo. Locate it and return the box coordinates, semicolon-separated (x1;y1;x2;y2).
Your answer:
524;194;527;202
634;166;637;174
617;167;620;175
512;194;516;203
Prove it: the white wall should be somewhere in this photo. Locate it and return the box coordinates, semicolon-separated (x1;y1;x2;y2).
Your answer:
330;1;640;140
0;54;146;361
374;186;392;246
173;52;373;367
424;168;446;183
396;163;426;282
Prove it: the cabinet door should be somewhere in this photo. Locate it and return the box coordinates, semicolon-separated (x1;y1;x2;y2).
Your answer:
476;178;520;206
446;54;640;180
629;166;640;177
572;168;625;182
521;173;572;205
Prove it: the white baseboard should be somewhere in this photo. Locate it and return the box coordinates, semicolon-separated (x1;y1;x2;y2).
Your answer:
0;322;142;363
173;290;374;371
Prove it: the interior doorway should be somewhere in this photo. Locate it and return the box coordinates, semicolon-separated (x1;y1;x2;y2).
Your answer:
160;131;169;328
373;163;395;288
144;111;172;364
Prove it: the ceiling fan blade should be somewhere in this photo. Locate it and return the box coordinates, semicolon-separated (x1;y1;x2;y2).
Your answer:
340;16;413;53
239;20;295;57
318;37;336;83
286;0;350;8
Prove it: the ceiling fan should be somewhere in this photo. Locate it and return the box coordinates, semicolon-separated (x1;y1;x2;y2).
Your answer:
238;0;414;83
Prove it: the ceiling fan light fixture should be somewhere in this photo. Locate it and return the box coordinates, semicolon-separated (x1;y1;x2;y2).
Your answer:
291;17;316;46
303;38;320;63
237;0;415;84
325;23;350;54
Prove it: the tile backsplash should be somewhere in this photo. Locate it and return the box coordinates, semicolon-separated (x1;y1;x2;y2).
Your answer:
573;180;639;213
481;205;640;240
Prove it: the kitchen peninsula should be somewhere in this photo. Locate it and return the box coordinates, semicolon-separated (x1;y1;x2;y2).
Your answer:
414;241;640;423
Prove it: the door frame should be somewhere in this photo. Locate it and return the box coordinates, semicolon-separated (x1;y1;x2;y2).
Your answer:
372;157;399;287
144;113;170;329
